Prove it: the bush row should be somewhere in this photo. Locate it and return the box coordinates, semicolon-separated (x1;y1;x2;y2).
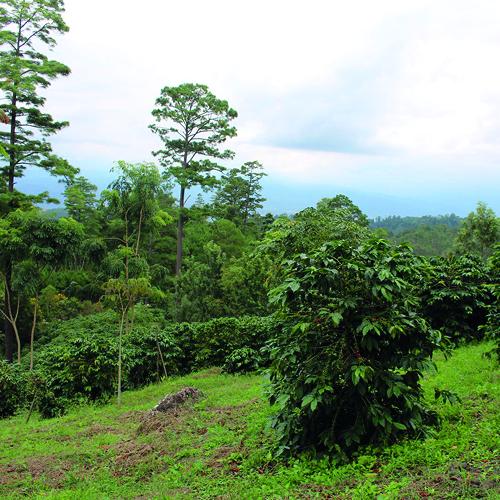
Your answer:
0;310;279;418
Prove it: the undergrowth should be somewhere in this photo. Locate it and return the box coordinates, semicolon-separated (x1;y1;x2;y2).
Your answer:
0;343;498;499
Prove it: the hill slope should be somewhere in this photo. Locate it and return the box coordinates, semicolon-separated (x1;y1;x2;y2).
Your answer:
1;343;498;499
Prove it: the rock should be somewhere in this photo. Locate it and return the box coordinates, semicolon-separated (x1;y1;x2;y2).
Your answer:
152;387;203;413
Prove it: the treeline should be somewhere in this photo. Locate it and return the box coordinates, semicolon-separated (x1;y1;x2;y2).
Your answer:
370;214;463;234
371;208;498;257
371;214;462;256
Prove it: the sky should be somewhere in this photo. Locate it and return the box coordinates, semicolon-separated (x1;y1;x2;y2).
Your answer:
16;0;500;217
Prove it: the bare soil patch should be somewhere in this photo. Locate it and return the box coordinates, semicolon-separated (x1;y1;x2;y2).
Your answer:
112;441;157;476
136;407;192;435
0;462;25;485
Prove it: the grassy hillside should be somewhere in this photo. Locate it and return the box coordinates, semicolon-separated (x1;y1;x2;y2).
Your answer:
1;343;498;499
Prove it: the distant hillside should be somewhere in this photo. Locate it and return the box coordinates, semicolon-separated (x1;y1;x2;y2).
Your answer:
42;207;68;218
370;214;463;234
370;214;463;256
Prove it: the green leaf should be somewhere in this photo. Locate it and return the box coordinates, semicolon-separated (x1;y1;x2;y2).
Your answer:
330;312;343;327
301;394;315;408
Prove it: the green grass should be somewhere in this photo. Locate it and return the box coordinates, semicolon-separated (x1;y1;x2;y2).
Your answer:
1;343;498;499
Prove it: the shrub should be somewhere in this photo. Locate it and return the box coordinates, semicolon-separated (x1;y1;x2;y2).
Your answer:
124;325;182;387
267;238;442;458
480;244;500;360
0;361;26;418
222;347;261;374
179;315;277;371
421;254;491;344
25;371;68;419
35;334;118;403
29;308;178;412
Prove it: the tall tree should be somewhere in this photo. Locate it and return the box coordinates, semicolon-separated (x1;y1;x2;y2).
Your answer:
0;109;8;157
150;83;237;276
0;0;75;193
213;161;266;226
0;0;74;361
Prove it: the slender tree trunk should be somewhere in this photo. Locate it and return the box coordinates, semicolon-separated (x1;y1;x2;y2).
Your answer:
3;279;15;362
10;296;21;365
117;307;127;406
135;207;143;256
156;338;168;378
4;89;17;362
175;185;185;277
3;274;21;364
29;298;38;371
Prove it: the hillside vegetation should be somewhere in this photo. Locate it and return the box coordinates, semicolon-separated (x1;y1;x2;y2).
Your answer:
1;4;500;500
1;343;498;499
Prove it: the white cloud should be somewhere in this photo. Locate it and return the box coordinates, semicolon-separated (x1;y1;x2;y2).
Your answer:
20;0;498;212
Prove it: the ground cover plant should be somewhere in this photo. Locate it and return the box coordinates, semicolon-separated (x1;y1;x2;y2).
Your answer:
0;342;498;499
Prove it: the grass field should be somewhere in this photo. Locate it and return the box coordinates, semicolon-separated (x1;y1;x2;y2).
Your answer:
0;343;498;499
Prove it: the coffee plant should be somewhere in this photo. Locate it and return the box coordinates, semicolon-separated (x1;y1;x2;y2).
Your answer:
421;254;491;344
268;238;442;458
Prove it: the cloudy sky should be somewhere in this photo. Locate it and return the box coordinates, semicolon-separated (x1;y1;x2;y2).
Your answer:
19;0;500;216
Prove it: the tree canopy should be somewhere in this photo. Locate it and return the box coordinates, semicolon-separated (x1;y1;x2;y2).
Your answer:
150;83;238;276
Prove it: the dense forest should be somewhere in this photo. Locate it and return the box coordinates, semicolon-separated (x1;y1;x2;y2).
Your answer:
0;1;499;498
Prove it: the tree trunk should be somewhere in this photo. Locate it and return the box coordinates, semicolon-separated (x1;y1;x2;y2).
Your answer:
175;185;185;277
3;269;21;364
117;308;127;406
29;298;38;370
3;298;15;362
135;207;144;256
4;91;17;362
12;316;21;365
3;265;15;361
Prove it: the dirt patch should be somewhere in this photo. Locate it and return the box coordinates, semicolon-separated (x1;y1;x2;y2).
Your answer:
110;440;170;478
0;463;26;485
113;441;155;475
26;455;72;487
206;444;245;472
78;424;122;438
136;407;191;435
0;455;73;488
131;387;203;435
52;434;73;443
118;399;199;436
118;410;148;423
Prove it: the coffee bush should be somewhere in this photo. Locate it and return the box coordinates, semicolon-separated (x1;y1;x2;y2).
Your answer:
268;238;442;457
421;254;491;344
